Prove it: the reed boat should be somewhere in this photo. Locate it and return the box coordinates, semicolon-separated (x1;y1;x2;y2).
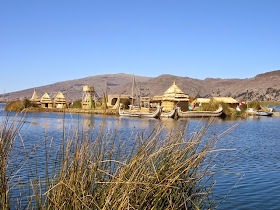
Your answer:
256;111;273;116
161;108;177;118
119;105;161;118
177;106;223;118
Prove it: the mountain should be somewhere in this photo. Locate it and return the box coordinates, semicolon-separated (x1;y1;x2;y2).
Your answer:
2;70;280;101
111;70;280;101
0;74;152;101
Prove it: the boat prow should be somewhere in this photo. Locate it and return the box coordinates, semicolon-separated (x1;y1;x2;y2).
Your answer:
161;108;177;119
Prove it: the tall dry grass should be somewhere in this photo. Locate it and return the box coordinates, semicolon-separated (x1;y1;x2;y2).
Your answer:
1;112;237;209
28;118;235;209
0;113;26;209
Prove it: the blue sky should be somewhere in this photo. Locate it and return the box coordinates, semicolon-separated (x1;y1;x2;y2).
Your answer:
1;0;280;92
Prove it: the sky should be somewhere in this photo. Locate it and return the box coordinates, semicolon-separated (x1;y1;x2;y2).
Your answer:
1;0;280;93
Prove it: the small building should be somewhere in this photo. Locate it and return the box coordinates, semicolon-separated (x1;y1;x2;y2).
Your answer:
192;98;211;106
211;97;239;108
54;91;67;108
107;94;131;107
150;95;162;108
140;97;152;108
30;89;41;105
40;92;53;108
161;82;189;112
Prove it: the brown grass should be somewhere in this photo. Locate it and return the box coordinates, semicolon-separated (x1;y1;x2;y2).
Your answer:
1;113;237;209
0;113;26;209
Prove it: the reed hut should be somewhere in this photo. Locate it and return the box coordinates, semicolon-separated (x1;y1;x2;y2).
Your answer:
107;94;130;107
211;97;239;108
40;92;53;108
54;91;67;108
30;89;41;105
150;95;162;108
161;82;189;111
192;98;210;107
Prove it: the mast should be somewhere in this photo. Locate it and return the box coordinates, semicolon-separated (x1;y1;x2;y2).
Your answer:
131;74;135;106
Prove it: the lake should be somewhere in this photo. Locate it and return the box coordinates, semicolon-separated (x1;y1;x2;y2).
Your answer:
1;103;280;209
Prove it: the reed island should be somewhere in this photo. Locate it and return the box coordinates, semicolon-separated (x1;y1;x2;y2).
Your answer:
4;81;278;118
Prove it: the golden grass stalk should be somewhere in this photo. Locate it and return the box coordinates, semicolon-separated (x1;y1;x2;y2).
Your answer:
0;112;26;209
1;112;236;209
26;118;231;209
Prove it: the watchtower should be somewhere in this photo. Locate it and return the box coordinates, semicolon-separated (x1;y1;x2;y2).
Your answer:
82;86;100;109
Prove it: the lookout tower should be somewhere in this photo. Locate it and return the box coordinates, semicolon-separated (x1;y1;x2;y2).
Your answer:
82;86;100;109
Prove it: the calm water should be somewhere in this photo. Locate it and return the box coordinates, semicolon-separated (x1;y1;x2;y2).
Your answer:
1;103;280;209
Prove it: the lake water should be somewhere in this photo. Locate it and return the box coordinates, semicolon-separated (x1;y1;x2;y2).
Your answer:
1;103;280;209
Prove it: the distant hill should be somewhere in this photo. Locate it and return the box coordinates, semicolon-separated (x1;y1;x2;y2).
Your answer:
0;74;152;101
2;70;280;101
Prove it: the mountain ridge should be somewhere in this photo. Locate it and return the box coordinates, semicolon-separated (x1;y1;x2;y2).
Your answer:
1;70;280;101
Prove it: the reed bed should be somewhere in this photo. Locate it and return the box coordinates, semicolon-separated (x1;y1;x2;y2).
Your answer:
0;113;26;209
1;113;235;209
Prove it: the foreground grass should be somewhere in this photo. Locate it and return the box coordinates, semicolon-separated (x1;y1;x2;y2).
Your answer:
1;113;236;209
0;113;26;209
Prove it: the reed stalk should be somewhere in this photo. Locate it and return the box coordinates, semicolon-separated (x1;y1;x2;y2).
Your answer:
27;118;232;209
0;113;26;209
1;112;236;209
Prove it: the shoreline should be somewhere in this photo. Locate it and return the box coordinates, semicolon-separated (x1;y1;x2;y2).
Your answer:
22;107;280;118
24;107;119;115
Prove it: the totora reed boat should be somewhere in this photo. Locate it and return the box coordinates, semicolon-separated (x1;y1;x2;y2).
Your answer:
256;111;273;116
177;106;223;118
119;105;162;118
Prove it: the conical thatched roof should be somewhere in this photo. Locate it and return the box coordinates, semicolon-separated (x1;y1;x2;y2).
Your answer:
30;89;40;104
162;82;189;101
164;81;184;95
41;92;53;103
54;91;66;103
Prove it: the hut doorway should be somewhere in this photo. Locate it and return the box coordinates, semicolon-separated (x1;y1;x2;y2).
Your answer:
177;101;188;111
45;103;48;108
111;98;117;106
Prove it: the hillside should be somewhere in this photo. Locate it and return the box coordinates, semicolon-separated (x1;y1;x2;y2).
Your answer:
2;70;280;101
1;74;152;101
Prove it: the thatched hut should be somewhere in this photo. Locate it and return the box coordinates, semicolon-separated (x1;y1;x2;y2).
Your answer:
54;91;67;108
30;89;41;105
211;97;239;108
192;98;210;107
150;95;162;108
40;92;53;108
161;82;189;111
107;94;131;107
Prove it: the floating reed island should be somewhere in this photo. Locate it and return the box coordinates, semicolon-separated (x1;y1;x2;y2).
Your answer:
4;82;278;118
